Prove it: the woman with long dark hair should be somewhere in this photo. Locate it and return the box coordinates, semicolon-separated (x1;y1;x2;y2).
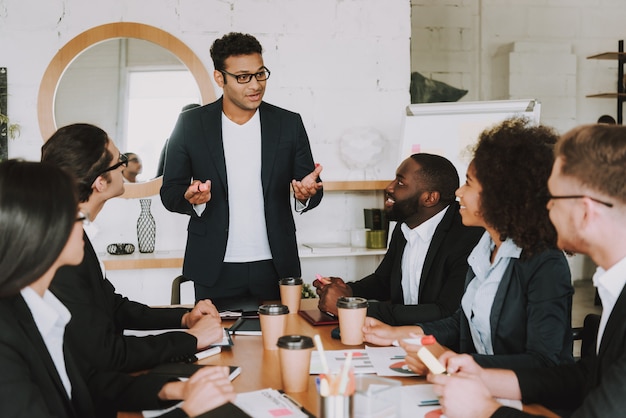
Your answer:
0;159;234;417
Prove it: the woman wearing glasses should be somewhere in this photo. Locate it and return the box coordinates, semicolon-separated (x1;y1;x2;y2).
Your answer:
0;159;235;417
363;117;574;372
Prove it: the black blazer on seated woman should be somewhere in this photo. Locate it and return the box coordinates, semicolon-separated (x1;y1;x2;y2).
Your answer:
0;294;95;418
0;293;235;418
420;247;574;369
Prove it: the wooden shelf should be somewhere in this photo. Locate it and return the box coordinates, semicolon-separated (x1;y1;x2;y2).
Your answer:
323;180;390;191
587;52;626;60
586;93;626;99
586;40;625;124
101;247;387;270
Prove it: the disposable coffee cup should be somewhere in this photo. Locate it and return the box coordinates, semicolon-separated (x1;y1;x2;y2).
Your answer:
258;304;289;350
277;335;314;392
279;277;303;315
336;297;368;345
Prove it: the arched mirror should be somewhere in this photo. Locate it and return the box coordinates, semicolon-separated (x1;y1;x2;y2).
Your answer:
38;22;216;198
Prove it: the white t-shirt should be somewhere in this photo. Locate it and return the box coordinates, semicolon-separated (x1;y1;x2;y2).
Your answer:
221;111;272;262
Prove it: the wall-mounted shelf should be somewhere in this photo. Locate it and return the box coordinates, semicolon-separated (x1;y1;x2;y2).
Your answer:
323;180;390;191
586;40;626;124
118;179;392;199
100;247;387;270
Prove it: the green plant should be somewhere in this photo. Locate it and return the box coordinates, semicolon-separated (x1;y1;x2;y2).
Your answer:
301;283;318;299
0;113;20;140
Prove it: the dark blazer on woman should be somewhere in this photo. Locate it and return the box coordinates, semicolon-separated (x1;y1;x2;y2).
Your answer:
50;233;198;373
0;294;95;417
421;247;574;369
160;98;322;289
493;280;626;417
348;203;484;325
0;293;226;418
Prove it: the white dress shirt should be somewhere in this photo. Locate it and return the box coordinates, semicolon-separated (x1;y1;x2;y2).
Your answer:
462;232;522;355
400;206;448;304
20;286;73;398
592;255;626;353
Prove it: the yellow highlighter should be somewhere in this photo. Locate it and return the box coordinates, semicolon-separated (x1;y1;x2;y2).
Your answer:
417;346;447;375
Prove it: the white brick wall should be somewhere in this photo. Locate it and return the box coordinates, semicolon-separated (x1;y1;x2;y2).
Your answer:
411;0;626;130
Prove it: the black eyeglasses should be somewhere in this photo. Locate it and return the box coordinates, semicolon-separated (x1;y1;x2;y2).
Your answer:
90;153;128;185
220;67;271;84
101;153;129;175
545;194;613;208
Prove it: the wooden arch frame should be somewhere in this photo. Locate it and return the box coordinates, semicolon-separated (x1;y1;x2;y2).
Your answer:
37;22;216;198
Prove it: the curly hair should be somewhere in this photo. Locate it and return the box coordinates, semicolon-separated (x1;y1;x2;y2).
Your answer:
472;117;558;258
210;32;263;72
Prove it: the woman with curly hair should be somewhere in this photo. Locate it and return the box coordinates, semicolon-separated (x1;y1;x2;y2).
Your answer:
362;117;574;371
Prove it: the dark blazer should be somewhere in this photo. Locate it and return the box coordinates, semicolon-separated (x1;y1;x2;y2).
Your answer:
0;294;95;418
421;247;574;369
492;280;626;417
50;233;198;373
160;98;322;287
349;203;484;325
0;293;221;418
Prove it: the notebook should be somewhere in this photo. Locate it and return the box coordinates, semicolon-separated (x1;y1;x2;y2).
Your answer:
149;363;241;381
228;317;262;335
298;309;339;326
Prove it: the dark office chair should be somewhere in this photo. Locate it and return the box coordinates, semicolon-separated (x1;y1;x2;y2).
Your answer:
171;275;191;305
572;313;601;359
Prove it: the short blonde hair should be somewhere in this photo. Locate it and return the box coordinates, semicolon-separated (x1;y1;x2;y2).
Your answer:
556;124;626;204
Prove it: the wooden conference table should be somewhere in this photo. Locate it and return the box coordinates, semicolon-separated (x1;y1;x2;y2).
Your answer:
118;299;558;417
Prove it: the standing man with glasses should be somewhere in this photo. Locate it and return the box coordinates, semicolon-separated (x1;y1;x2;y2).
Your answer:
161;32;323;309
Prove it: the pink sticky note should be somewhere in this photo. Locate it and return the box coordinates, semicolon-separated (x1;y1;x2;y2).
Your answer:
269;408;295;417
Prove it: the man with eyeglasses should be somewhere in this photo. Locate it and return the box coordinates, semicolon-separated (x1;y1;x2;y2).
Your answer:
161;32;324;309
41;123;225;377
426;124;626;418
121;152;143;183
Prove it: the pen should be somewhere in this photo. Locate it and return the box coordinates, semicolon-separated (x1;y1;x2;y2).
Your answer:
338;351;353;395
391;335;436;347
314;334;330;375
281;392;305;411
419;399;441;406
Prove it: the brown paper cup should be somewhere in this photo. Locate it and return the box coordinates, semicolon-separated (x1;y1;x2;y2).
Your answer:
258;304;289;350
277;335;314;392
279;277;303;314
336;297;368;345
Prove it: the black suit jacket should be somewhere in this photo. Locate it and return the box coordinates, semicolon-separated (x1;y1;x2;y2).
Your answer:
493;279;626;417
348;203;484;325
0;294;95;418
160;98;322;287
0;293;213;418
50;232;198;373
422;247;574;369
